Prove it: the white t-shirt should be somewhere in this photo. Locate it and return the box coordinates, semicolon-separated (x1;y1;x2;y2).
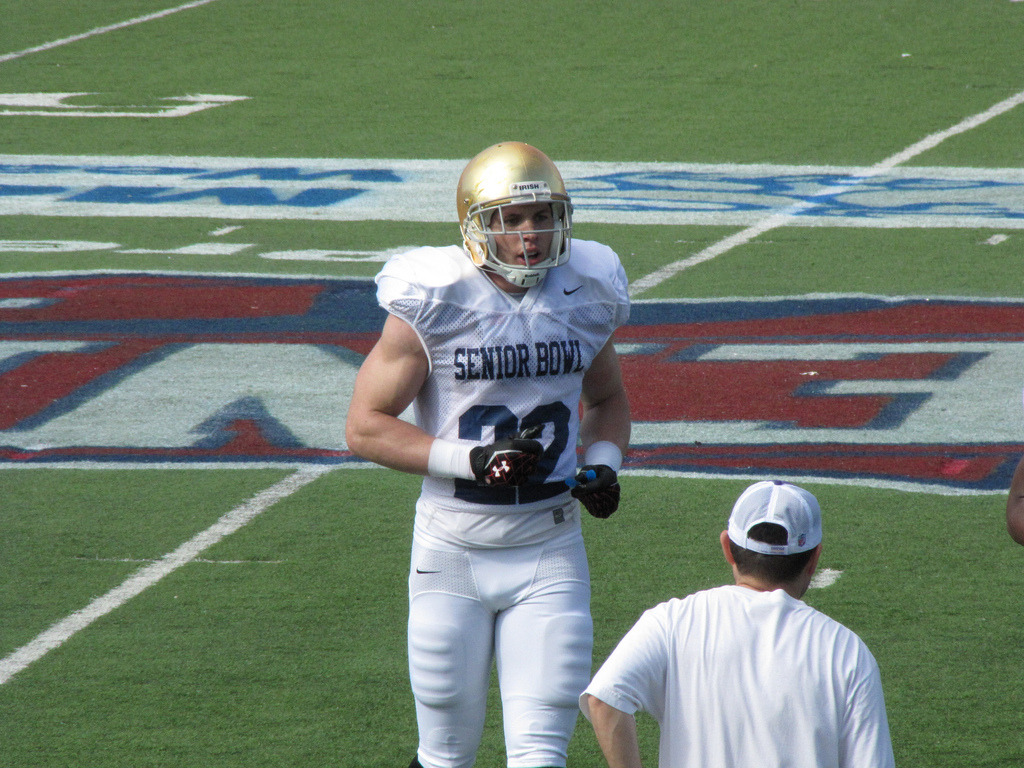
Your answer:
376;239;630;548
581;585;895;768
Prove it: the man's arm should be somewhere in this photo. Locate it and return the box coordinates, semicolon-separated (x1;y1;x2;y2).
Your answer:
570;338;632;516
344;313;434;475
1007;455;1024;545
585;695;644;768
580;338;631;455
344;313;543;484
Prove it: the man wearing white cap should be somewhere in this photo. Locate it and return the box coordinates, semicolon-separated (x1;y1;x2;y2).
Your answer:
579;480;895;768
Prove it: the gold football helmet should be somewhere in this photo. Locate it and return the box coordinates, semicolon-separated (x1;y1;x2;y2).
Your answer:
457;142;572;288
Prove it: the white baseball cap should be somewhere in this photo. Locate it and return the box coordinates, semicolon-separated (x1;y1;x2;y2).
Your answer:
727;480;822;555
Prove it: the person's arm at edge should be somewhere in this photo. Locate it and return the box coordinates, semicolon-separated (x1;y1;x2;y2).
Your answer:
585;694;644;768
345;313;434;475
1007;455;1024;545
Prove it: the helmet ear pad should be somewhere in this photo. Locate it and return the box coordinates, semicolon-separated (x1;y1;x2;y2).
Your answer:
462;217;489;269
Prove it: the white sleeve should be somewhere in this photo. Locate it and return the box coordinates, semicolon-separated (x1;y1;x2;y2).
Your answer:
838;645;896;768
580;606;669;723
375;251;427;323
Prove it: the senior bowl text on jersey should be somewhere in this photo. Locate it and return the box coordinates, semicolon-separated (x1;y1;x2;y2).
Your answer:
454;340;586;380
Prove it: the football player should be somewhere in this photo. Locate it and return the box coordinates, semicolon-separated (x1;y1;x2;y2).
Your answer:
345;142;631;768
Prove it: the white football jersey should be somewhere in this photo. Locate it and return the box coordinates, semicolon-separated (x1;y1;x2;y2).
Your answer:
376;239;629;545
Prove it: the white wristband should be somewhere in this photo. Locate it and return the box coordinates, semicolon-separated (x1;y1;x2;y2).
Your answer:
584;441;623;472
427;439;475;480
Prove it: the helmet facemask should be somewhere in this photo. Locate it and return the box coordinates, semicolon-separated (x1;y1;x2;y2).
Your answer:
457;142;573;289
463;193;572;288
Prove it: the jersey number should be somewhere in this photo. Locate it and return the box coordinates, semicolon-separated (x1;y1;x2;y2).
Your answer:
457;402;571;485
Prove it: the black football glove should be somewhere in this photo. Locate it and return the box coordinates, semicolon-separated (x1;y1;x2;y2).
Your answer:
570;464;620;518
469;425;543;486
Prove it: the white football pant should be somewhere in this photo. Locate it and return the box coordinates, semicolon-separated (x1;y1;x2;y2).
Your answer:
407;531;592;768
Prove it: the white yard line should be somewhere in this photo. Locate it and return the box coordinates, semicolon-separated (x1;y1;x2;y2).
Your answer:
0;465;331;686
629;87;1024;297
0;0;222;65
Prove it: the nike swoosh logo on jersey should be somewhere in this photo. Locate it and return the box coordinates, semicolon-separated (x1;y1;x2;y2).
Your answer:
415;568;440;574
563;285;583;295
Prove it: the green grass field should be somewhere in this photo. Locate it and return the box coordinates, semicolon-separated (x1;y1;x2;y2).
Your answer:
2;2;1024;766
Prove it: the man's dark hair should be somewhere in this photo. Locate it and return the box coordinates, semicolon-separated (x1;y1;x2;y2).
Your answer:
729;522;816;584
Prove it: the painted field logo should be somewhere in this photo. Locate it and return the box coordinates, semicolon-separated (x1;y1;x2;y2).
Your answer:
0;274;380;466
0;273;1020;492
622;296;1024;492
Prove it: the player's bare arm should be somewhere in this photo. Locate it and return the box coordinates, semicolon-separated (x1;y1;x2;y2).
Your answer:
346;313;542;485
345;313;433;475
580;338;631;454
570;339;631;517
585;695;644;768
1006;455;1024;545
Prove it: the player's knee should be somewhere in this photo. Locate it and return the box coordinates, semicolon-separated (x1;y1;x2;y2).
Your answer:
418;727;480;768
